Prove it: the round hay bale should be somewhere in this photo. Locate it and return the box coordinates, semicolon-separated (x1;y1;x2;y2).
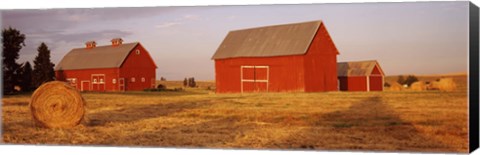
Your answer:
410;81;426;91
437;78;457;92
389;82;403;91
30;81;85;128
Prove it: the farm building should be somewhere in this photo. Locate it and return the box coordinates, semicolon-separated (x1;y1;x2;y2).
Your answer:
55;38;157;92
212;20;339;93
337;60;385;91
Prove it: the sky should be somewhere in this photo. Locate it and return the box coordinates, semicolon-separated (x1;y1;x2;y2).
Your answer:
1;1;469;80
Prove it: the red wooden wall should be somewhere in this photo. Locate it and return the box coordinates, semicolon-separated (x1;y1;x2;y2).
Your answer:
303;23;339;92
369;66;383;91
215;55;305;93
119;44;157;91
55;68;119;91
338;76;368;91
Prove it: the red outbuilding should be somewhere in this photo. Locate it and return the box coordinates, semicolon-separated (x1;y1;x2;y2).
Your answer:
337;60;385;91
212;20;339;93
55;38;157;92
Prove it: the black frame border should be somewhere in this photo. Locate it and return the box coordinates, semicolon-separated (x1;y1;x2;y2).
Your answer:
469;1;479;153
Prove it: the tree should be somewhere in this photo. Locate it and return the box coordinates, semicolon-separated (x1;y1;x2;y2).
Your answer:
33;43;55;88
183;78;188;87
397;75;405;85
188;77;196;88
2;27;26;94
384;82;391;87
19;62;33;92
404;75;419;87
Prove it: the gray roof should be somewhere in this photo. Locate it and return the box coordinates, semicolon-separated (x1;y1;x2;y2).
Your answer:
337;60;384;76
55;42;139;70
212;20;322;60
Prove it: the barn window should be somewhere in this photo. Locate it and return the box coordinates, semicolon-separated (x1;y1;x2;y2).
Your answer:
131;77;136;82
135;49;140;55
141;77;145;82
112;79;116;84
93;79;97;83
100;78;104;83
67;78;76;84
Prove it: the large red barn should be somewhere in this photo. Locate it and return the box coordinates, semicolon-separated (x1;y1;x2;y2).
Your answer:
337;60;385;91
212;21;339;93
55;38;157;92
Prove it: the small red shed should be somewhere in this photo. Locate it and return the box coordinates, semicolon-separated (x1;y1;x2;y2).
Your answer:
212;20;339;93
55;38;157;92
337;60;385;91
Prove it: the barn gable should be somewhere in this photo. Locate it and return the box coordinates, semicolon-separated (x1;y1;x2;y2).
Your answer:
211;21;323;60
55;42;139;71
337;60;385;77
119;43;157;69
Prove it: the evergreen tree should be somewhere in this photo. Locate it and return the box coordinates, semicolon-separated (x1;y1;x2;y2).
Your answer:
20;62;33;92
188;77;196;88
183;78;188;87
2;27;26;94
33;43;55;88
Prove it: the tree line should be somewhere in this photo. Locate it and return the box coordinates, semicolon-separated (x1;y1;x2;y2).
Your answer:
3;27;55;95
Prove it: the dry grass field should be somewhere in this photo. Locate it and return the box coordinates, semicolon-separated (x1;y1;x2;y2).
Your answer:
1;76;469;153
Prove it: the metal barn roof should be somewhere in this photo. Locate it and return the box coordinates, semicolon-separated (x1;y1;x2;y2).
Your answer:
55;42;138;71
211;20;322;60
337;60;383;76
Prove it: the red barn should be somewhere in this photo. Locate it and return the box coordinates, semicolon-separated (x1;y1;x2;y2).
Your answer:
337;60;385;91
212;21;339;93
55;38;157;92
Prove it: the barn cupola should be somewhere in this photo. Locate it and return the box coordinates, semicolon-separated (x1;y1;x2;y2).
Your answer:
111;38;123;46
85;41;97;49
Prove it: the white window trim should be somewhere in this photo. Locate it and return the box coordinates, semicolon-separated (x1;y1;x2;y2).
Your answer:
119;78;125;91
240;65;269;93
80;80;90;91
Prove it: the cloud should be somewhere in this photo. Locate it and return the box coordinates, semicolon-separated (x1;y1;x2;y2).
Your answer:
155;22;181;28
20;29;133;55
154;14;201;29
182;14;200;20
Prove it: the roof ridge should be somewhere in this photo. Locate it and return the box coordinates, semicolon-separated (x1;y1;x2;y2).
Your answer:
230;20;322;32
55;42;139;71
71;42;138;50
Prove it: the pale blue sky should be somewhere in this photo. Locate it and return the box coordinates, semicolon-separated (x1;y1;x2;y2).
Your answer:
1;1;469;80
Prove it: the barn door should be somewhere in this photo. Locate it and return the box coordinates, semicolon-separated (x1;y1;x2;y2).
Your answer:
81;81;90;91
91;74;105;92
241;66;269;93
119;78;125;91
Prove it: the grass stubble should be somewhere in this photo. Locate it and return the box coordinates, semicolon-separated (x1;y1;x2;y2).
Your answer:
1;79;468;153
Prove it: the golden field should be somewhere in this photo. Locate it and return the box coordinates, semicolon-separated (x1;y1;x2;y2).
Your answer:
1;75;469;153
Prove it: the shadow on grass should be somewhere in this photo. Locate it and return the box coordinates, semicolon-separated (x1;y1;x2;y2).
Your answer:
264;96;458;153
82;90;208;97
87;100;213;127
2;101;29;107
